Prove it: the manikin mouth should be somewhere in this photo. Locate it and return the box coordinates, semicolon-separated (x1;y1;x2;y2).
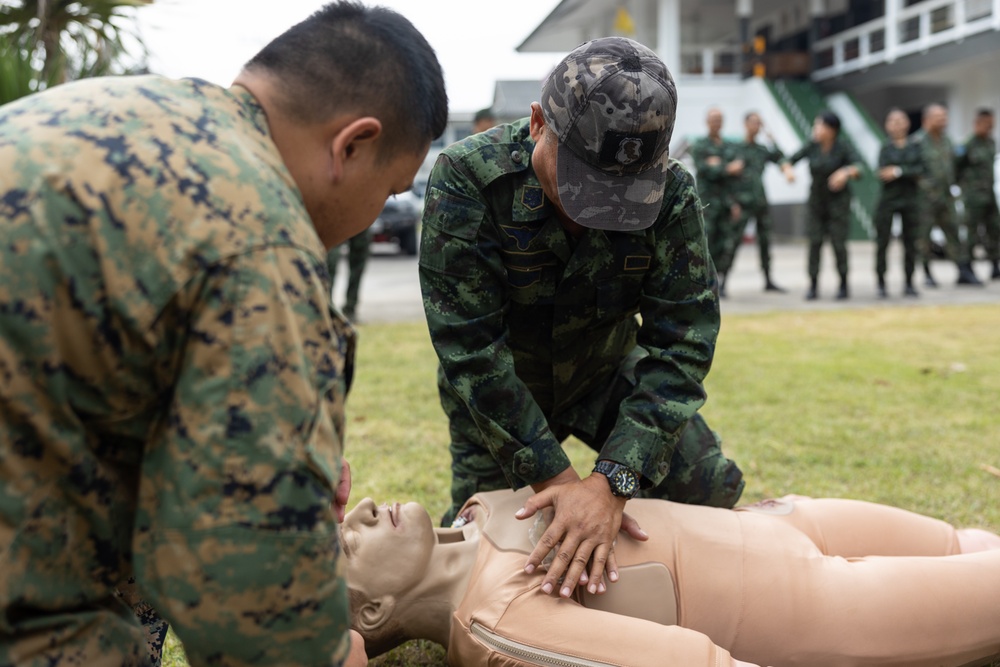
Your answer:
389;502;400;527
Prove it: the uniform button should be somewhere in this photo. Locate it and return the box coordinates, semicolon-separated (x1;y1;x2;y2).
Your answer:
511;150;523;164
517;462;533;475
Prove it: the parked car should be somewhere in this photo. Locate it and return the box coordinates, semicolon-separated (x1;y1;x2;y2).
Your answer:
369;189;422;255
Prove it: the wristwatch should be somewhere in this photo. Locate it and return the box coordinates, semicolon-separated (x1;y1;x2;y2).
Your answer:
592;460;640;499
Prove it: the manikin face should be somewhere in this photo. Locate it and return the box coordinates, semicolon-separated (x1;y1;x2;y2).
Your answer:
342;498;436;598
885;110;910;139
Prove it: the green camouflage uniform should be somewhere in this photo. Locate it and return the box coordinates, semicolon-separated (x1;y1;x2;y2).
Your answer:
731;139;785;277
955;134;999;264
420;119;744;527
691;136;741;276
913;128;968;264
874;136;924;284
784;139;862;282
327;231;372;320
0;76;355;666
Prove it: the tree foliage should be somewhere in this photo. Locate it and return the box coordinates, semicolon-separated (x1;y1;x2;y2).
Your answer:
0;0;153;101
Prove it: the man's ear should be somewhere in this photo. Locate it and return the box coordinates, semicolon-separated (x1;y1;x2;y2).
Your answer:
356;595;395;633
529;102;546;142
329;116;383;183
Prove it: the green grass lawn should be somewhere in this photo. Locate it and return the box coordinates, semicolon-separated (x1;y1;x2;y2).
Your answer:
164;304;1000;666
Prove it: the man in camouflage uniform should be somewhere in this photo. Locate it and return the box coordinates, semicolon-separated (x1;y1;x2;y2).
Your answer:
913;103;982;286
328;230;372;321
420;38;743;604
691;108;744;297
731;112;787;293
873;108;924;297
0;3;447;666
956;108;999;280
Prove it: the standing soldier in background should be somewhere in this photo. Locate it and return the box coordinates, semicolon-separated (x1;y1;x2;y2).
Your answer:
956;108;999;280
731;111;786;293
691;107;744;297
913;103;982;286
873;108;924;298
328;229;372;321
472;107;498;134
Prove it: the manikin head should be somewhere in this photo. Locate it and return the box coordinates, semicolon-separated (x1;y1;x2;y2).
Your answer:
233;1;448;249
884;108;910;141
342;498;477;656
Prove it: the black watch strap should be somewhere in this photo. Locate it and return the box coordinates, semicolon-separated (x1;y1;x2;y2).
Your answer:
593;460;640;499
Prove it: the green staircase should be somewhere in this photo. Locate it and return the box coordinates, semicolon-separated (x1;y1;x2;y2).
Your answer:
766;79;882;241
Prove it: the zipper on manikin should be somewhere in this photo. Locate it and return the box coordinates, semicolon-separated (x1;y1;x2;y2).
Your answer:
470;621;619;667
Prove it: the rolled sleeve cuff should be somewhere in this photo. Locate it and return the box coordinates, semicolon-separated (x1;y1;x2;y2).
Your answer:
509;436;572;488
600;421;679;489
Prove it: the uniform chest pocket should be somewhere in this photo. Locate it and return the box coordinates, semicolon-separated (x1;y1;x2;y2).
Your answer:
503;252;559;302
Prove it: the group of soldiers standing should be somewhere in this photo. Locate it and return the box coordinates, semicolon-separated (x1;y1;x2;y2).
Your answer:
689;104;999;300
690;109;788;297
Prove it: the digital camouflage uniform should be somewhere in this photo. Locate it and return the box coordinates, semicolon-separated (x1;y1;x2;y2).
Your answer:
327;230;372;320
874;136;924;286
691;136;741;277
955;133;999;267
731;139;784;279
913;128;969;265
784;139;862;283
0;76;355;667
420;119;744;527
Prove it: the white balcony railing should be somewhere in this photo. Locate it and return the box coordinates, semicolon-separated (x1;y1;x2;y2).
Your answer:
679;44;742;80
812;0;999;81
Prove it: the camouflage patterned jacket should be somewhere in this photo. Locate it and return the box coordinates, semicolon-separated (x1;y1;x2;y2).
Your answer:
731;140;784;208
419;119;719;490
0;76;354;666
690;136;740;205
913;128;956;194
784;138;862;201
955;134;997;205
877;136;923;203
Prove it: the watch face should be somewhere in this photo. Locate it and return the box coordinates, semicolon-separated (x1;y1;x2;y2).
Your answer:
612;468;638;497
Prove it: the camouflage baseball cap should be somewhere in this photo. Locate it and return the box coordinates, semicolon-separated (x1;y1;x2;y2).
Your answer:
540;37;677;231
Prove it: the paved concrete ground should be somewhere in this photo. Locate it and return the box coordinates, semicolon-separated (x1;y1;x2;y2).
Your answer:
333;240;1000;324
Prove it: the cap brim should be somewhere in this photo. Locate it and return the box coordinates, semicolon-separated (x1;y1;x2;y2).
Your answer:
555;142;669;231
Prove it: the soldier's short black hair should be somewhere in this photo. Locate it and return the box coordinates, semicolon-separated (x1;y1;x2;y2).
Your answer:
976;108;994;118
744;111;759;122
474;108;496;124
245;1;448;160
817;110;841;133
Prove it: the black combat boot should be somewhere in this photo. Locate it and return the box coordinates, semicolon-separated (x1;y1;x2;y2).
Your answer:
956;262;983;286
805;277;818;301
836;276;849;300
876;275;887;299
923;262;938;288
903;276;919;297
992;260;1000;280
764;272;786;293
